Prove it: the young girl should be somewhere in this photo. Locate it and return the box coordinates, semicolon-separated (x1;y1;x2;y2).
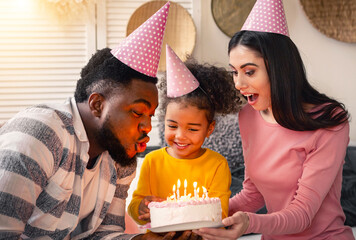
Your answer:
128;45;243;226
194;0;354;239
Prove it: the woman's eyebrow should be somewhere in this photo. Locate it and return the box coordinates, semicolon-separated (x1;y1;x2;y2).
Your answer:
240;63;258;69
228;64;236;69
229;63;258;69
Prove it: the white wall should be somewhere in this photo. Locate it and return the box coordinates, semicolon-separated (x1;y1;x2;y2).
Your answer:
192;0;356;144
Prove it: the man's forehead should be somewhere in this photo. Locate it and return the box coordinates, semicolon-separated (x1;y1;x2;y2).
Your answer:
113;80;158;108
131;98;152;108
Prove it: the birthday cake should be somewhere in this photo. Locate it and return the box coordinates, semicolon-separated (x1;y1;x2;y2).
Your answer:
148;197;222;228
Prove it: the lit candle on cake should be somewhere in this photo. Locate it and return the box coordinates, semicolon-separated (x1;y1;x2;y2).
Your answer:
173;184;176;200
193;182;197;198
197;187;200;198
177;179;181;200
202;186;208;198
184;179;187;196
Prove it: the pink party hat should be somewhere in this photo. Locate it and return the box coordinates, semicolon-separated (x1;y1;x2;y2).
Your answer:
241;0;289;37
166;44;199;98
111;2;170;77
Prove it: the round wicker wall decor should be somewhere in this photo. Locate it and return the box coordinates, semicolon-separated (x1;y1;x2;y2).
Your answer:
127;1;196;72
211;0;256;38
300;0;356;43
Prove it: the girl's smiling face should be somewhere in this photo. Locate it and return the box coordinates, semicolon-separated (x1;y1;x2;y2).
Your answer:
164;102;215;159
229;45;272;114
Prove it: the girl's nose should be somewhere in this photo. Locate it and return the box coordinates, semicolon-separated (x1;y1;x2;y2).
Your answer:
175;128;186;140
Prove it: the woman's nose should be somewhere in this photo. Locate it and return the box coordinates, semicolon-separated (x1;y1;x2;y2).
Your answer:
233;75;247;90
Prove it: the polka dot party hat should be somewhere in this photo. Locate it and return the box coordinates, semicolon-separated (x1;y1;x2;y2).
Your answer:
111;1;171;77
241;0;289;37
166;44;199;98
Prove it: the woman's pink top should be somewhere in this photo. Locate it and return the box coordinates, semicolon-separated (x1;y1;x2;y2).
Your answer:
229;104;354;240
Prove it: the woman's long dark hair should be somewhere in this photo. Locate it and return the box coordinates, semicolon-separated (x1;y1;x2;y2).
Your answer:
228;31;349;131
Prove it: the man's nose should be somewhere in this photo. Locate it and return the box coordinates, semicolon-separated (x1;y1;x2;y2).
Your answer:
139;116;152;133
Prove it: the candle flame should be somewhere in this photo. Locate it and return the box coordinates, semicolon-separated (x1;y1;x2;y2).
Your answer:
169;179;211;201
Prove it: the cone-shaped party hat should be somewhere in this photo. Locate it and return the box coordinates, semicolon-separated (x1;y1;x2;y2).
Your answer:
166;44;199;98
241;0;289;37
111;1;170;77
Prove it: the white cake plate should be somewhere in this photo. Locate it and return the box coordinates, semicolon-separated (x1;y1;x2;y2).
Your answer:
149;221;224;233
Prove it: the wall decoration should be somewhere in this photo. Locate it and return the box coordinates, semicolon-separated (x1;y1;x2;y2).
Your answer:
127;1;196;72
300;0;356;43
211;0;256;38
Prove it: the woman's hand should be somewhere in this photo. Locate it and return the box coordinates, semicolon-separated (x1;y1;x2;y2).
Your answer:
138;196;164;221
192;211;249;240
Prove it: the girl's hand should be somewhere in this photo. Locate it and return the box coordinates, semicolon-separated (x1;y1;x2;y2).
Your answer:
192;211;249;240
138;196;164;221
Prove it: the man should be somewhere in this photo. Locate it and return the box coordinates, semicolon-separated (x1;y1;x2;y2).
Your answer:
0;47;153;239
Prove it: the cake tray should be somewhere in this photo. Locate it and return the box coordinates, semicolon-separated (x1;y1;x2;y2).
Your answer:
149;220;224;233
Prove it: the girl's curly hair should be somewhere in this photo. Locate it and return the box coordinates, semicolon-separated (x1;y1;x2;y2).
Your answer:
158;57;245;123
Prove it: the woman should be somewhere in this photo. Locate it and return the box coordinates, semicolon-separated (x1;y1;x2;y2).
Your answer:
193;26;354;240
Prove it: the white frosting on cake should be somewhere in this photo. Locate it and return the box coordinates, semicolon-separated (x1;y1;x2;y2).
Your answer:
148;197;222;228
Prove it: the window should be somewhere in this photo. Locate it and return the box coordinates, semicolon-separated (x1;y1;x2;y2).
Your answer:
0;0;94;122
0;0;194;145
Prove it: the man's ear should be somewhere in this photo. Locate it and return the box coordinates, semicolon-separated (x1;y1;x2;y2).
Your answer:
207;120;216;138
88;93;104;117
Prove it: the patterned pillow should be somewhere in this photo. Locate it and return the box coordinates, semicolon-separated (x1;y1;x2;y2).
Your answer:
341;146;356;227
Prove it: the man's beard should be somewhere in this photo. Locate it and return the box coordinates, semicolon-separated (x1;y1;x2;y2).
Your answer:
95;117;137;167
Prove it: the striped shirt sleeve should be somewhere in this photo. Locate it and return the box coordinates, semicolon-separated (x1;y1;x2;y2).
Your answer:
0;111;64;237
